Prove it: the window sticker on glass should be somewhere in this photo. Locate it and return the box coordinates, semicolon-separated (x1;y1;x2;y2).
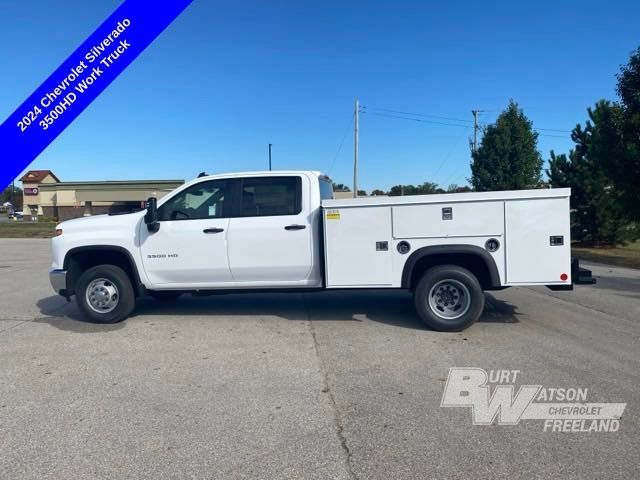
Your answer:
209;205;216;217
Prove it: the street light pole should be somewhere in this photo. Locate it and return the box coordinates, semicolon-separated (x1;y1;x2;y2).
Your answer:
353;98;359;198
471;109;484;153
268;143;272;171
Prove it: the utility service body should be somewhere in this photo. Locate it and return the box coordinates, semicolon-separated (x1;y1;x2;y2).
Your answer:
17;19;132;133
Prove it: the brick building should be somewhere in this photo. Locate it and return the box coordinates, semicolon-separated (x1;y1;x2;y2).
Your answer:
20;170;183;221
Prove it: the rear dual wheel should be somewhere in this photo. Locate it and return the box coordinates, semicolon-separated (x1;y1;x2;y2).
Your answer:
414;265;484;331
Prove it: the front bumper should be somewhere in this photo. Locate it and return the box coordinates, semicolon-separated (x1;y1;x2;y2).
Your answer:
49;269;68;294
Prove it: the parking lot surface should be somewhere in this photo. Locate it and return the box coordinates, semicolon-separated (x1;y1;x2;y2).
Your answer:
1;238;638;479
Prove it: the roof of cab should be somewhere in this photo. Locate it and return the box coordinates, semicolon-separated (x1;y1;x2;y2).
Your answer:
179;170;329;189
199;170;324;180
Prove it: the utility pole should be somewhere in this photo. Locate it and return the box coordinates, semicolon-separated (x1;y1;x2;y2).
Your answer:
268;143;272;171
353;98;359;198
471;110;483;153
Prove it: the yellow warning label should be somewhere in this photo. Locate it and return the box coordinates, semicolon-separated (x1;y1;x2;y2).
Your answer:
326;210;340;220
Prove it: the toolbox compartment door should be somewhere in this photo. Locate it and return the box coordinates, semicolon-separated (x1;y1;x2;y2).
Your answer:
392;201;504;238
505;197;571;284
323;206;393;287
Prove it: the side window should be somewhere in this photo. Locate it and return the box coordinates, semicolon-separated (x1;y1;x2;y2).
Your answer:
158;180;229;221
239;176;301;217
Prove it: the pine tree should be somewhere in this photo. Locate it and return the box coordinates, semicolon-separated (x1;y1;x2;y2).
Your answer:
547;101;634;245
610;46;640;220
470;101;543;191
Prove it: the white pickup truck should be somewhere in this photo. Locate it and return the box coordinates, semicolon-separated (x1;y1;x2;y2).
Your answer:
49;170;594;331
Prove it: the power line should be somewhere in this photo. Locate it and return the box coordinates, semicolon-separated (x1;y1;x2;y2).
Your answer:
441;163;470;186
360;109;473;186
362;111;470;128
327;112;354;174
534;127;571;133
355;104;569;189
364;104;571;135
536;133;569;138
363;106;472;124
432;126;472;179
364;109;570;138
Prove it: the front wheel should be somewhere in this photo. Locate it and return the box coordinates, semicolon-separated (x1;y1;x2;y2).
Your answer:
76;265;135;323
414;265;484;331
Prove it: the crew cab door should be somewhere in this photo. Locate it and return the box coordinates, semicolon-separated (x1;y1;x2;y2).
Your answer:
227;175;313;283
139;179;233;286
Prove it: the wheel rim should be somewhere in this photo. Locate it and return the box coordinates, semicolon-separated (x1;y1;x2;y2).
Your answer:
85;278;119;314
427;279;471;320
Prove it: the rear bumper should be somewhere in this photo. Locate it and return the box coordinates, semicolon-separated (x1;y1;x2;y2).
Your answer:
572;257;597;285
49;269;68;294
546;258;596;291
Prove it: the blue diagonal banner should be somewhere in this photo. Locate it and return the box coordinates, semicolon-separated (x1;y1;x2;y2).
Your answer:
0;0;194;188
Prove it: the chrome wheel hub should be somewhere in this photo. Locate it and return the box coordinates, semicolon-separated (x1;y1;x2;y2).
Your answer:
86;278;119;314
428;279;471;320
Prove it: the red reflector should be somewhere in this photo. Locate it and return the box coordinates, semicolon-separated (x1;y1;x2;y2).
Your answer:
560;273;568;281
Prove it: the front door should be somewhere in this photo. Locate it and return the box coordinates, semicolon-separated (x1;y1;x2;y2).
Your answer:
140;179;233;286
227;175;313;283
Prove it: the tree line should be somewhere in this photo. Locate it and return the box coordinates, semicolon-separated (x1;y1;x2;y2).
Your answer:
332;182;471;196
336;46;640;247
0;185;23;209
545;47;640;246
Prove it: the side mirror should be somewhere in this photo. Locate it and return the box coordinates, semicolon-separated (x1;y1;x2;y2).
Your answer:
144;197;160;233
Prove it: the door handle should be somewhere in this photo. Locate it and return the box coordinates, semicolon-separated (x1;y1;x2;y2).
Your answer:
203;227;224;234
284;224;306;231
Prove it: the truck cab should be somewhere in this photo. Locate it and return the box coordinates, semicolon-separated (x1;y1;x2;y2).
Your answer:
51;171;330;298
50;170;594;331
138;171;329;289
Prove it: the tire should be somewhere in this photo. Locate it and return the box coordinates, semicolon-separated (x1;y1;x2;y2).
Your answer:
149;291;182;302
76;264;135;323
413;265;484;331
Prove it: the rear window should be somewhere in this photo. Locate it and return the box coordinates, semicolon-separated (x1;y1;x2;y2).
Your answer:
319;179;334;200
239;176;302;217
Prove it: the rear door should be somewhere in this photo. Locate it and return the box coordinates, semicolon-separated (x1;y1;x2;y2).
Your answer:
227;175;313;283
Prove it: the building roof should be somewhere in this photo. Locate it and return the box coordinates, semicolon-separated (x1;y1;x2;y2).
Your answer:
19;170;60;183
37;179;184;191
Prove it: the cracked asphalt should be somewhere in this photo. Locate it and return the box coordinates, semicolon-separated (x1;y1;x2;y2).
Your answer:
1;238;639;479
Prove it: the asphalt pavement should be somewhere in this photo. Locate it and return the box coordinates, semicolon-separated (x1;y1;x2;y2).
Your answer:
0;238;638;479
